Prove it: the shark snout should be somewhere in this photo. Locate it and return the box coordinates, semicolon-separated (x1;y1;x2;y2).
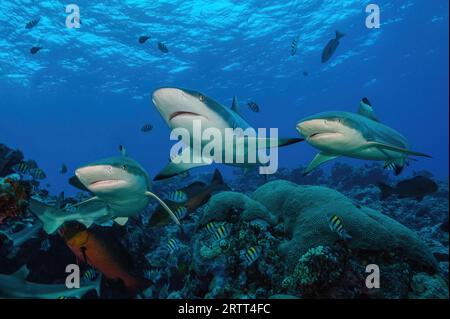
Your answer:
75;165;122;189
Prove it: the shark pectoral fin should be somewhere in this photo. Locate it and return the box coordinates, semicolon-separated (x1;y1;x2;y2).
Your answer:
114;217;129;226
29;198;65;234
72;196;100;208
145;191;181;225
12;265;30;280
366;142;432;158
154;148;211;181
251;137;304;149
304;152;338;175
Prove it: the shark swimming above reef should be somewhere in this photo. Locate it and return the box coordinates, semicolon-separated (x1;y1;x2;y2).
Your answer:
30;149;179;234
152;87;303;180
296;98;431;175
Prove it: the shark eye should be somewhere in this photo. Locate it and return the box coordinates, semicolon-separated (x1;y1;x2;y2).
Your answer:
198;94;205;102
121;165;128;171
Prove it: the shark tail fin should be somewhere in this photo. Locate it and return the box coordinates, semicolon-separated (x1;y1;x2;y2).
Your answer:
377;182;395;200
145;191;180;225
336;30;345;39
277;137;305;147
29;199;65;234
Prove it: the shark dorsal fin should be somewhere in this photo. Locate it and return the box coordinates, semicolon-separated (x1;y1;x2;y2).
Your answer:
12;265;30;280
358;97;379;122
231;96;239;114
119;145;128;157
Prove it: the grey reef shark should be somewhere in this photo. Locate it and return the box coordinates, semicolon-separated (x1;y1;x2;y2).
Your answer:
296;97;431;175
30;146;179;234
152;87;303;180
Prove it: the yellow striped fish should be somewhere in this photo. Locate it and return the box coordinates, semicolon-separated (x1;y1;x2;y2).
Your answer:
83;269;96;281
167;238;180;254
166;190;188;203
212;225;229;240
328;214;352;241
173;206;188;220
29;168;46;180
13;162;29;174
243;246;260;266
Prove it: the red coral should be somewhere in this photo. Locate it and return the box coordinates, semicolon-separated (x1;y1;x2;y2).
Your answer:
0;179;31;224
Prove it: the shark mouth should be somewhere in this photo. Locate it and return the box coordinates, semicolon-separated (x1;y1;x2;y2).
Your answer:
308;132;340;139
169;111;205;121
89;179;123;187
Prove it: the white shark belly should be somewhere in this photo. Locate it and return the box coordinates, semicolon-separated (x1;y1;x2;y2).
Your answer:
107;196;149;217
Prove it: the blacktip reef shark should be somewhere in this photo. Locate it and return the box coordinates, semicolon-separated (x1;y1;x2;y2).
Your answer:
30;147;180;234
296;98;431;175
0;265;101;299
152;87;303;180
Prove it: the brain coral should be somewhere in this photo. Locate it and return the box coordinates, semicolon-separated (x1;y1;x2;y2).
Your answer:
251;180;438;272
199;191;277;226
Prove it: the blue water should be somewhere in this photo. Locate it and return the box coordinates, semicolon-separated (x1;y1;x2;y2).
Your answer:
0;0;448;194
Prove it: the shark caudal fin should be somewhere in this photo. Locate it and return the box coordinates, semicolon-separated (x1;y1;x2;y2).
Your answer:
210;169;231;191
335;30;345;40
376;182;395;200
29;199;65;234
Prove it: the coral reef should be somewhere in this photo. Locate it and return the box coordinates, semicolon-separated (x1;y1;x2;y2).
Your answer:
252;180;438;272
0;142;448;299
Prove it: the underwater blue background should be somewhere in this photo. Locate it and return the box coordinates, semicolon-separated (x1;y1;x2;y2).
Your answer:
0;0;448;194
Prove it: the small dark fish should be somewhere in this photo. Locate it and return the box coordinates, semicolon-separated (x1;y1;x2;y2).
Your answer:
321;30;344;63
139;36;151;44
328;214;352;240
302;71;309;76
26;18;40;29
141;124;153;132
60;164;68;175
30;47;42;55
158;42;169;53
377;176;438;202
291;35;299;56
247;101;260;113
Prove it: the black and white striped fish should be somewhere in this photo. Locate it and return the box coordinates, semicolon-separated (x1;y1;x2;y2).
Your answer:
327;214;352;241
167;238;180;254
243;246;260;266
29;168;46;180
166;190;187;203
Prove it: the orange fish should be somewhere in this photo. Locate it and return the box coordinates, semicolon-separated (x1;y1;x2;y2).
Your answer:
59;222;150;295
